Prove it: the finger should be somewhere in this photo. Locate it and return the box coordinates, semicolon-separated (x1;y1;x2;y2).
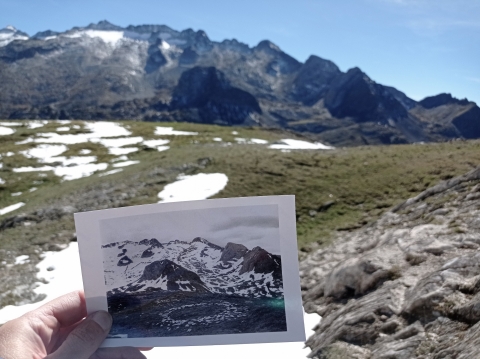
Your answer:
138;347;153;351
90;347;147;359
33;290;87;328
46;311;112;359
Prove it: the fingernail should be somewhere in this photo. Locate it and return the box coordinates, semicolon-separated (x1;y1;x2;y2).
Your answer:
92;311;112;331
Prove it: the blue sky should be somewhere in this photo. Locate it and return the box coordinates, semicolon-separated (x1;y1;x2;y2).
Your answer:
1;0;479;104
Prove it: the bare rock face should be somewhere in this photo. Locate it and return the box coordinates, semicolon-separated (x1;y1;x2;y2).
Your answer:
139;259;208;292
220;242;248;263
301;167;480;358
419;93;470;109
170;66;262;125
240;246;282;281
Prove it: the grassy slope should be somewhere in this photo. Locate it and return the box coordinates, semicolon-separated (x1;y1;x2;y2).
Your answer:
1;120;480;253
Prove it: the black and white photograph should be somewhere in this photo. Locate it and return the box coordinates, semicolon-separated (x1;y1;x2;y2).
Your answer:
101;205;285;338
75;196;304;347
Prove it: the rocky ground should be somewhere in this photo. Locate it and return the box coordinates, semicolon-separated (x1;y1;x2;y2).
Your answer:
301;167;480;358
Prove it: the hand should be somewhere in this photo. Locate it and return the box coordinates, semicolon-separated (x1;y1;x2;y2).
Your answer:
0;291;148;359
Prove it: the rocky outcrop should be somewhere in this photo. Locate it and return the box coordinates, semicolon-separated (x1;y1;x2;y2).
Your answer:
117;255;133;266
324;68;409;123
419;93;470;109
301;166;480;358
171;66;261;125
220;242;248;263
290;55;341;105
451;105;480;139
139;259;208;292
191;237;223;250
240;246;282;280
138;238;163;248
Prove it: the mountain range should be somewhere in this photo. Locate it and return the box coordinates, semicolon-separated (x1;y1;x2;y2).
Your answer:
1;21;479;146
102;236;283;299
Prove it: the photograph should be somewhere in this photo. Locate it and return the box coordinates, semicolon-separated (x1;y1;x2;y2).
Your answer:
100;205;285;338
74;196;305;347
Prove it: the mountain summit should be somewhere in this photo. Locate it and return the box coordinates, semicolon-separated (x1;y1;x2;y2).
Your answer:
1;21;479;146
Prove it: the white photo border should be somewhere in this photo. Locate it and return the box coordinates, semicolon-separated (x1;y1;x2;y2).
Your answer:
74;195;305;347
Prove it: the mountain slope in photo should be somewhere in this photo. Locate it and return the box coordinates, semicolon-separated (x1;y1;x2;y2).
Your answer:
102;237;283;298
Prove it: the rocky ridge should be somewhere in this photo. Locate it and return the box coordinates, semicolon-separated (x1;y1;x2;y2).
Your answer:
102;237;284;299
0;21;479;146
301;166;480;358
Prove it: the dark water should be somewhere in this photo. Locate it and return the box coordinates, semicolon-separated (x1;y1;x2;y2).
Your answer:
107;291;287;338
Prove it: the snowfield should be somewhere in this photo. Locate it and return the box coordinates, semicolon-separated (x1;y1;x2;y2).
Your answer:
158;173;228;202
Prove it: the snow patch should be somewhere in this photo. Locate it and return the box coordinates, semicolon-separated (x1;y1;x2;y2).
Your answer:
155;127;198;136
13;163;108;181
160;40;171;50
143;139;170;147
26;122;131;145
112;160;140;168
27;121;46;129
65;30;124;46
235;138;268;145
269;139;334;150
22;144;68;160
250;138;269;144
108;147;138;155
0;243;83;324
0;202;25;216
53;163;108;181
158;173;228;203
0;122;22;126
91;136;143;148
0;126;15;135
156;146;170;152
14;255;29;265
99;169;123;177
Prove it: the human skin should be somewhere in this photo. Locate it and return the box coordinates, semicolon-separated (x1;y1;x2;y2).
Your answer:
0;291;150;359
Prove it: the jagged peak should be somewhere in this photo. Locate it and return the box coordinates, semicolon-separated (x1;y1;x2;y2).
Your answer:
191;236;210;244
126;23;174;34
32;30;60;39
346;66;364;75
419;93;472;109
255;39;281;52
191;237;223;250
304;55;340;72
196;29;208;38
85;20;123;31
0;25;28;37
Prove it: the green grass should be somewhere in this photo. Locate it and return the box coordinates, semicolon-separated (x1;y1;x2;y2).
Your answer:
1;120;480;253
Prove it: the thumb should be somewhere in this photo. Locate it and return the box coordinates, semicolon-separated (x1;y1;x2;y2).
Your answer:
47;311;113;359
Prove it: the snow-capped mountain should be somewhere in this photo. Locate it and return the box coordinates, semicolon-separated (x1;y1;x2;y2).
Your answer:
102;237;283;299
0;26;28;47
1;20;479;145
